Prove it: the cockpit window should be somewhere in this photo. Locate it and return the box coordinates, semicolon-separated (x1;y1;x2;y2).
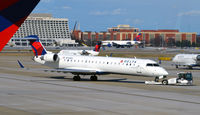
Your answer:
153;64;159;66
146;63;159;67
146;64;153;66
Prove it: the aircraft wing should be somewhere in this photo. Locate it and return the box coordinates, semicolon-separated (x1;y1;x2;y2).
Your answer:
37;68;108;75
17;60;107;75
45;68;98;74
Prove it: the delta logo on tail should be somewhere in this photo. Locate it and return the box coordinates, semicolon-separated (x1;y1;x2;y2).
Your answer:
26;35;47;57
0;0;40;51
134;33;142;41
93;41;102;52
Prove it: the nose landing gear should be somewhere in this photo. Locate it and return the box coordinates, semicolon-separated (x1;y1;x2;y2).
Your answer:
154;76;167;82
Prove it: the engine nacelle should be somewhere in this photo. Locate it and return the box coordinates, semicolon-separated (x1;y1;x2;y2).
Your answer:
196;55;200;61
41;53;59;62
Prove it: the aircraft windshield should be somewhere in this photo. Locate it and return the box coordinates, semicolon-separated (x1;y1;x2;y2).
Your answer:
146;63;159;67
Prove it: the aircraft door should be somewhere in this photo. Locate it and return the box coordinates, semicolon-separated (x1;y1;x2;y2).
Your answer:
136;65;142;74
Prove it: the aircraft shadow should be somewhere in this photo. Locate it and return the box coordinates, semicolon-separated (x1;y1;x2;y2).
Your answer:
177;68;200;70
48;76;145;84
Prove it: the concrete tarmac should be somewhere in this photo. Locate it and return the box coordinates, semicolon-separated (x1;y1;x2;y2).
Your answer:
0;51;200;115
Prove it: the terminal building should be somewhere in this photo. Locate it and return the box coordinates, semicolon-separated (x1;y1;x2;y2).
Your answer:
9;13;77;47
73;25;197;47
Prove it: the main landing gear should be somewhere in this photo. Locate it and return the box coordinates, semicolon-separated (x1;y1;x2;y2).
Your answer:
73;75;98;81
73;75;81;81
90;75;98;81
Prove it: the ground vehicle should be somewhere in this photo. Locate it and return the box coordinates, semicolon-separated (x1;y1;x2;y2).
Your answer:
145;72;193;85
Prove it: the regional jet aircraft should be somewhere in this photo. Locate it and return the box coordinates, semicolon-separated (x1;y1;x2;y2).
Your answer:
60;41;102;56
172;54;200;69
0;0;40;51
22;35;168;81
102;33;142;48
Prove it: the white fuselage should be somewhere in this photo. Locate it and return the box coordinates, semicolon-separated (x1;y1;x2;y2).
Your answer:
34;54;168;77
102;40;141;46
59;50;99;56
172;54;200;67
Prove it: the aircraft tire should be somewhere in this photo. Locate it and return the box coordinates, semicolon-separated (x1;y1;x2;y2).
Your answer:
188;66;193;69
176;65;178;68
90;76;98;81
73;76;81;81
162;80;168;85
155;77;159;82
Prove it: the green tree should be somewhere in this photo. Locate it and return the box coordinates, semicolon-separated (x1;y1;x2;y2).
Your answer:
175;41;181;47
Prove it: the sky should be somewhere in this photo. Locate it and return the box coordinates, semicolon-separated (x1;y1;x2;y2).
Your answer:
33;0;200;34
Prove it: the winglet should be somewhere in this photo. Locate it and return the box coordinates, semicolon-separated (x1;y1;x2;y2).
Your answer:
17;60;24;68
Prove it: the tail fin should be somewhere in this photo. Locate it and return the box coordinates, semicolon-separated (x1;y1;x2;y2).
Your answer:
134;33;142;41
0;0;40;51
93;41;102;52
26;35;47;57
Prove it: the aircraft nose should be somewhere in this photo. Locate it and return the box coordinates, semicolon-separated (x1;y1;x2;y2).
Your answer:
161;68;168;76
163;70;169;76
